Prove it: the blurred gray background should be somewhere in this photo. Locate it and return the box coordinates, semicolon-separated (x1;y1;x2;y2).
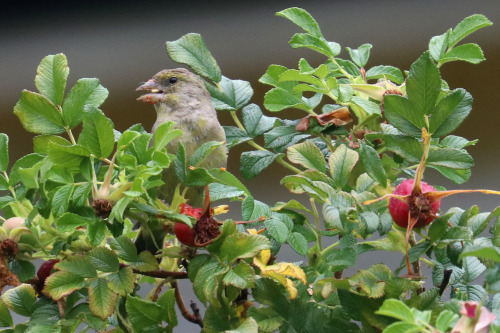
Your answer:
1;0;499;331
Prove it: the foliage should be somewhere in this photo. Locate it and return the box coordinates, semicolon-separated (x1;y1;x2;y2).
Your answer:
0;7;498;333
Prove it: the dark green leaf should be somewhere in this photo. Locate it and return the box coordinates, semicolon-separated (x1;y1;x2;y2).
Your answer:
264;218;289;243
0;299;13;327
241;196;272;221
427;147;473;169
9;260;35;282
62;78;108;129
240;150;279;179
208;168;250;196
242;104;278;138
174;142;186;183
188;141;224;167
126;296;164;331
56;212;92;232
208;183;245;201
221;233;271;264
51;184;74;217
35;53;68;106
223;261;255;289
430;89;472;137
88;247;120;272
55;256;97;278
448;14;492;47
264;124;309;152
14;90;65;134
287;232;308;255
110;236;138;262
223;126;250;148
205;76;253;111
166;33;221;82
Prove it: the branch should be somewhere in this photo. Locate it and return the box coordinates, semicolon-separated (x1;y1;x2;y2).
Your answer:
132;269;188;279
172;281;204;328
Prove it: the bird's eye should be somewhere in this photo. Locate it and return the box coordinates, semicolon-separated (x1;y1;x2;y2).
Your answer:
169;77;178;84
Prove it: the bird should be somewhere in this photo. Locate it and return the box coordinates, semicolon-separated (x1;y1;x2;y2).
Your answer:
135;68;227;252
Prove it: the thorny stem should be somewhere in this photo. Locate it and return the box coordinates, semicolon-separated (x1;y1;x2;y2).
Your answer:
172;281;204;328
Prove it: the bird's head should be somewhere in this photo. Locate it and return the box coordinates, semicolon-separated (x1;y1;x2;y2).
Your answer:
136;68;207;105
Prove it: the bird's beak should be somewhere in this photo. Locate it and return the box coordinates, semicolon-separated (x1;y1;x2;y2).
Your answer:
136;79;164;104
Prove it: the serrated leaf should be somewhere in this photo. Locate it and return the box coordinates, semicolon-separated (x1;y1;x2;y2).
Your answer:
48;143;90;172
276;7;322;37
448;14;492;47
221;233;271;264
88;247;119;272
0;299;13;327
166;33;221;82
328;144;359;189
157;289;177;326
264;218;289;243
264;124;309;152
43;271;85;300
56;212;92;232
208;183;245;201
430;89;472;137
77;106;114;158
55;256;97;278
375;298;414;322
126;296;164;331
427;147;473;169
223;126;250;148
89;278;116;320
14;90;65;134
365;65;404;84
174;141;187;183
287;232;308;255
189;141;224;167
287;141;325;172
152;120;182;151
208;168;250;196
242;104;278;138
62;78;108;128
51;184;74;217
222;261;255;289
107;267;134;296
429;31;450;62
0;134;8;172
205;76;253;111
440;43;485;65
35;53;68;105
359;141;387;187
110;236;138;262
264;87;305;112
1;284;36;317
8;260;34;283
240;150;279;179
347;44;372;67
289;33;335;58
241;196;272;221
129;251;159;272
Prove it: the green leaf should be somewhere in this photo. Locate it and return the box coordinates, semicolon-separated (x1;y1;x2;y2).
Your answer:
276;7;322;37
126;296;164;331
287;232;308;255
192;260;225;304
383;322;422;333
427;147;473;169
157;289;177;326
241;196;272;221
77;106;115;158
264;218;289;243
350;96;382;116
189;141;224;167
287;141;326;172
56;212;92;232
435;310;459;332
110;236;138;262
429;30;450;62
35;54;68;106
429;89;472;137
328;144;359;189
440;43;485;65
462;256;486;283
448;14;492;48
174;142;186;183
358;211;379;237
152;120;182;151
264;87;305;112
428;214;453;243
166;33;221;82
107;267;134;296
240;150;279;179
14;90;65;134
8;260;35;283
225;317;259;333
43;271;85;300
264;125;309;152
0;133;8;172
88;278;116;320
62;78;108;129
365;65;404;84
1;284;36;317
129;251;159;272
88;247;120;272
205;76;253;111
359;141;387;187
460;241;500;262
223;261;255;289
51;184;74;217
55;255;97;278
223;126;250;148
289;33;335;58
48;143;90;172
209;168;250;196
375;298;414;322
208;183;245;201
220;233;271;264
0;299;13;327
346;44;372;67
242;104;278;138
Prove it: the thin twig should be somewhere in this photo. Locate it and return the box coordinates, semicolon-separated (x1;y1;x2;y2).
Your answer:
172;281;204;328
152;280;166;302
132;269;188;279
